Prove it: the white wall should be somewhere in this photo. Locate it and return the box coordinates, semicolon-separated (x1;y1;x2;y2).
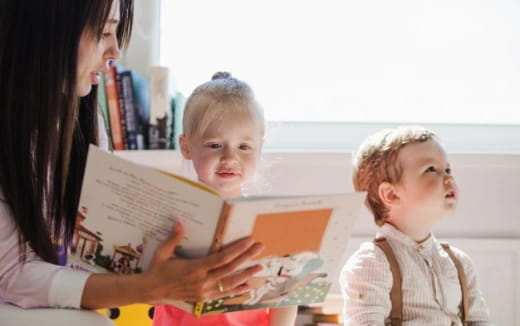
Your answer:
120;0;160;76
118;150;520;239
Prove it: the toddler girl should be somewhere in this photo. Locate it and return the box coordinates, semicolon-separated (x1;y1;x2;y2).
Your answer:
153;72;297;326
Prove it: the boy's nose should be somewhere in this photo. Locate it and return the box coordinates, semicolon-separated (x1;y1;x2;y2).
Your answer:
444;175;455;185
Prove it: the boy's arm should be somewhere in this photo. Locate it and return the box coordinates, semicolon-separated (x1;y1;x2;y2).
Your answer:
268;306;297;326
339;243;392;325
453;248;492;325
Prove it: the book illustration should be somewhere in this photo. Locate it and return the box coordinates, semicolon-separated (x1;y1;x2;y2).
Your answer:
69;206;146;274
72;145;366;316
194;208;335;315
237;251;327;305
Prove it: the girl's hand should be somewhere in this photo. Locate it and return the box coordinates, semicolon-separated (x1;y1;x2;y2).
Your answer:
140;223;264;304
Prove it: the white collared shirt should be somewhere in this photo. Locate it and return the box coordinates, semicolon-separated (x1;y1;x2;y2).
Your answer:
340;223;492;325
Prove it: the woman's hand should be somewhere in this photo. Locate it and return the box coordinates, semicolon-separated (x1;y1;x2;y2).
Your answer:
139;223;264;304
81;223;263;309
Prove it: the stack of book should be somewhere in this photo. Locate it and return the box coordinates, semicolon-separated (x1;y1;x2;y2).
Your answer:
296;294;344;326
98;64;182;150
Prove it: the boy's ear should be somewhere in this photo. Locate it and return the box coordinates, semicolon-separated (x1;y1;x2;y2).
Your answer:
378;182;400;208
179;134;192;160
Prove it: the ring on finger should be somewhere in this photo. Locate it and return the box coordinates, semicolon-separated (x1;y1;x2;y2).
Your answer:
217;279;224;293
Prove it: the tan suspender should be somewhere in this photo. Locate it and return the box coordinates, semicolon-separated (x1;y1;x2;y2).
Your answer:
373;238;468;326
374;238;403;326
441;242;470;326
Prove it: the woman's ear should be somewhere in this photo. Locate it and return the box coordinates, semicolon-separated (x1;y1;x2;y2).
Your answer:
179;134;192;160
378;182;400;208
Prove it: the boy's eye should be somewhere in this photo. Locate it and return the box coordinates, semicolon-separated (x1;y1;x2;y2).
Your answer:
445;168;451;175
425;166;436;173
239;144;251;150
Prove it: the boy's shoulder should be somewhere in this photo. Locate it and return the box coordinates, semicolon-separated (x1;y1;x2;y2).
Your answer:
437;241;475;268
343;240;391;270
340;240;394;287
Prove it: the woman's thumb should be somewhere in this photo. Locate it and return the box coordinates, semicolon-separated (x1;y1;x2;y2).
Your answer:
155;222;185;261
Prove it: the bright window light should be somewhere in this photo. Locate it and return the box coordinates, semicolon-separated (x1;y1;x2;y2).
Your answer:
160;0;520;124
158;0;520;152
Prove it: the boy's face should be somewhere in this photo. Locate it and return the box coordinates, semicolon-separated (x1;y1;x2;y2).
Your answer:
393;139;458;222
182;113;263;199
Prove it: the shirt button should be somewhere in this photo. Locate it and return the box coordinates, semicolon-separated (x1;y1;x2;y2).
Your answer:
417;245;424;251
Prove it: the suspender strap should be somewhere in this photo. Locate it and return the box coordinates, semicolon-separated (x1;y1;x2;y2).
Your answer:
441;242;469;325
374;238;403;326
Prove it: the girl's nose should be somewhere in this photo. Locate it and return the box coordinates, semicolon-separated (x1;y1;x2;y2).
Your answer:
221;148;238;162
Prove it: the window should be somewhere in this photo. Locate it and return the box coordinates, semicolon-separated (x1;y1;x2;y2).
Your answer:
159;0;520;152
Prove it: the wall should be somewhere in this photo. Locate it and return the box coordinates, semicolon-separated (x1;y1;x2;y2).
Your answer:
118;150;520;239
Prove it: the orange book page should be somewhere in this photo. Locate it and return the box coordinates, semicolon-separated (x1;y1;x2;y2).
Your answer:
250;208;333;259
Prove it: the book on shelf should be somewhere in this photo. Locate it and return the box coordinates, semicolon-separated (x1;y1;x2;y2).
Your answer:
104;64;125;150
130;70;151;149
119;70;141;150
69;145;365;317
148;66;171;149
115;69;129;149
97;73;110;133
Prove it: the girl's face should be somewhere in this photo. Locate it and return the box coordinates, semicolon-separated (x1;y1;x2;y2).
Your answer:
76;0;121;97
181;112;264;200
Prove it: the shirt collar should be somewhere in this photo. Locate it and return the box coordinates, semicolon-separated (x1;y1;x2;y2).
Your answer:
378;223;438;253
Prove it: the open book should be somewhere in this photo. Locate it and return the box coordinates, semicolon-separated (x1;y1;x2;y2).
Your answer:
69;145;365;316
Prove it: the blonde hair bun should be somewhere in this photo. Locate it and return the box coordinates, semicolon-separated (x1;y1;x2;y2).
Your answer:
211;71;232;80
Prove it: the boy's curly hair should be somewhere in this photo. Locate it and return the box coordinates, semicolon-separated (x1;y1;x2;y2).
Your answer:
352;126;436;226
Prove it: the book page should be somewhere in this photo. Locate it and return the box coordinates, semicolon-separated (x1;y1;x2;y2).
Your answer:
68;146;224;273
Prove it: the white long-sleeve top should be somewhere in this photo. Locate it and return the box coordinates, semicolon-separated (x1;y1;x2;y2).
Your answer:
339;223;492;325
0;115;109;308
0;192;91;308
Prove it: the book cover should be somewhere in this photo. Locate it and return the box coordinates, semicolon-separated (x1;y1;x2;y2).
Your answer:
69;145;365;316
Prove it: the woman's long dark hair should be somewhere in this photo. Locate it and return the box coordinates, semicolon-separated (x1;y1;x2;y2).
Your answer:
0;0;133;264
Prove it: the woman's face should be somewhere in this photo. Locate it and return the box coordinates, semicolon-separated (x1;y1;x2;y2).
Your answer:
76;0;121;97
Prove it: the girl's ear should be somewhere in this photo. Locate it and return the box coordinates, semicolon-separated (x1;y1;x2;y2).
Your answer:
179;134;192;160
378;182;400;208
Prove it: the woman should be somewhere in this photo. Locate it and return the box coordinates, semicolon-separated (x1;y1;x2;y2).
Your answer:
0;0;263;319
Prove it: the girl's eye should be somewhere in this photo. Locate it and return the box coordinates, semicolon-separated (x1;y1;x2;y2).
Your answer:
207;143;221;149
239;144;251;150
445;168;451;175
425;166;436;173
